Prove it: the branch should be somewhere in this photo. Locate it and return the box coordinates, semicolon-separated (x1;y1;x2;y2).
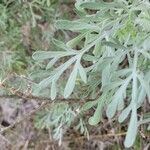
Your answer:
0;79;96;103
0;76;97;134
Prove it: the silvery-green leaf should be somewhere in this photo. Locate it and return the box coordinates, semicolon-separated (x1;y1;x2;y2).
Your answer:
102;80;124;92
102;64;110;87
102;41;126;50
51;80;57;100
88;102;102;125
143;36;150;50
66;33;86;48
93;41;101;56
32;51;72;60
124;106;138;148
46;57;59;70
56;20;99;31
137;74;150;102
64;64;78;98
75;0;87;15
117;97;124;111
138;118;150;126
54;57;77;80
137;86;146;107
78;64;87;83
106;76;131;118
106;96;118;119
112;69;132;78
148;124;150;130
82;100;98;111
52;39;75;53
118;105;131;123
32;51;57;60
84;33;99;46
82;54;96;62
51;81;57;100
46;0;51;7
37;57;76;94
136;17;150;32
37;75;53;92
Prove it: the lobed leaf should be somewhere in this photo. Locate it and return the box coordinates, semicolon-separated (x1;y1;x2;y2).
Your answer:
51;81;57;100
78;63;87;83
32;51;73;60
64;63;78;98
124;106;138;148
56;20;99;31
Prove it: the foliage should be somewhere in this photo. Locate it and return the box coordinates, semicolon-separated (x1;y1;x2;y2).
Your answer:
34;102;87;145
33;0;150;148
0;0;59;82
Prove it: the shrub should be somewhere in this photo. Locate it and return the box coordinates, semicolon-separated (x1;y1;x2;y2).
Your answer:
0;0;149;148
33;0;150;148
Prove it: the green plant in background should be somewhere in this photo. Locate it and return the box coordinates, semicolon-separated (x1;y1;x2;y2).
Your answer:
0;0;60;82
33;0;150;148
0;0;73;98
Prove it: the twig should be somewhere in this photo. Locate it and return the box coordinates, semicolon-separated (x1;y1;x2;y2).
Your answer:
0;80;96;103
0;94;94;104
